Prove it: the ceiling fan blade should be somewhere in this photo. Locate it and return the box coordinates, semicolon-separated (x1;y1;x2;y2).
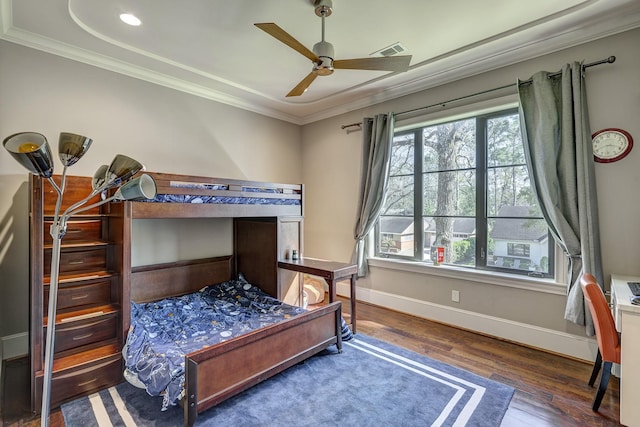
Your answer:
334;55;412;72
255;23;319;62
286;72;318;97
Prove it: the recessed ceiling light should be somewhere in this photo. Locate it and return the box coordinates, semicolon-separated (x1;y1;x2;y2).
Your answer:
120;13;141;26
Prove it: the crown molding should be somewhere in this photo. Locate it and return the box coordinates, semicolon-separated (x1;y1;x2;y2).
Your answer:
2;0;640;126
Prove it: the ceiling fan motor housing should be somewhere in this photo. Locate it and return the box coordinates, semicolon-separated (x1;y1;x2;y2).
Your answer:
313;40;335;75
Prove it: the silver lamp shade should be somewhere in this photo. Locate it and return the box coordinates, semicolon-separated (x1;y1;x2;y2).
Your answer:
2;132;54;177
58;133;92;167
91;164;109;190
113;173;157;200
103;154;144;188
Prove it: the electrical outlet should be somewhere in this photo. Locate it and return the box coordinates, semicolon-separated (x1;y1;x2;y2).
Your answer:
451;290;460;303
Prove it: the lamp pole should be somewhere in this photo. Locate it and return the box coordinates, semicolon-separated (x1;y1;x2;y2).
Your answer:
41;206;64;426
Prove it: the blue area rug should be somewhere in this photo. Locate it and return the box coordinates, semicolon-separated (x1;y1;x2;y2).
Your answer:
61;334;514;426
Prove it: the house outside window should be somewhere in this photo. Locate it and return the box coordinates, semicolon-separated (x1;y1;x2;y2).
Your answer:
376;107;554;278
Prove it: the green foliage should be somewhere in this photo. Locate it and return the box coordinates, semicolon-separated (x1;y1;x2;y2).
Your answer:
453;238;475;264
540;256;549;271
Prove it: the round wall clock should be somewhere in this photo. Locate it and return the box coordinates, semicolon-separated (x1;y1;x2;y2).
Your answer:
592;128;633;163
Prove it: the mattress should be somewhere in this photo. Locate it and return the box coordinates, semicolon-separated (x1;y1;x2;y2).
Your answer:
143;181;301;205
147;193;301;205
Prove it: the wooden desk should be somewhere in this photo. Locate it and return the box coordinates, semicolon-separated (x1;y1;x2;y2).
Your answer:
278;257;358;333
610;274;640;427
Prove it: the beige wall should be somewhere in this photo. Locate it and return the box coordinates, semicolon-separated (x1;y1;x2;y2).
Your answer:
301;28;640;358
0;40;302;356
2;27;639;360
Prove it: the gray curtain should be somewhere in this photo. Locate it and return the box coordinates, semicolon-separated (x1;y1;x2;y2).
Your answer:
518;62;603;335
353;113;394;276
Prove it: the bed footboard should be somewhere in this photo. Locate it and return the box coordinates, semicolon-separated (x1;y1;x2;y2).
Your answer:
183;301;342;427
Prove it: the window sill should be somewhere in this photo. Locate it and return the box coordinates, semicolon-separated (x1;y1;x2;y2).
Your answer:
367;257;567;295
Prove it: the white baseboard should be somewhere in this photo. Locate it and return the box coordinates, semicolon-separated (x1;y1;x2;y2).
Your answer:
1;332;28;360
337;283;597;362
1;289;597;362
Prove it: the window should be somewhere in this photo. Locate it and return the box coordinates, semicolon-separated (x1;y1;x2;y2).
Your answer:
507;243;530;257
376;108;553;278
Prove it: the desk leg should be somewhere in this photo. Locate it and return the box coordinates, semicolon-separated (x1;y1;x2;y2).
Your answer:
350;273;357;334
328;279;336;303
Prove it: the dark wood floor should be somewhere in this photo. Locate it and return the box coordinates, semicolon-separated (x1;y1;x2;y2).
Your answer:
1;298;621;426
352;301;621;427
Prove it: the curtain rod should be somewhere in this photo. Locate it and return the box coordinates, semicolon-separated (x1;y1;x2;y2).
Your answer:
341;55;616;130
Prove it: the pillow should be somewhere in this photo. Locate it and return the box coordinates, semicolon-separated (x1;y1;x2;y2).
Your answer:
303;274;325;305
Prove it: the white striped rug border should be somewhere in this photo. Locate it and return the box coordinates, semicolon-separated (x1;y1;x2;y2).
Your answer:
346;338;486;427
86;385;137;427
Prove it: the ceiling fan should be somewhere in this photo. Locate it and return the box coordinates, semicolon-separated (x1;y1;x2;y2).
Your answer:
255;0;412;97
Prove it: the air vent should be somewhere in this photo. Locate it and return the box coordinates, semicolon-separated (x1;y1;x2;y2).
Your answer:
371;42;407;57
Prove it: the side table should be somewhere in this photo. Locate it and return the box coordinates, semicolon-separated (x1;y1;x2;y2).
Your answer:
278;257;358;333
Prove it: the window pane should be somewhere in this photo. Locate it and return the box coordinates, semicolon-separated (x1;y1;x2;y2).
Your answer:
423;217;476;266
391;134;415;175
487;218;550;273
487;166;541;217
379;216;414;256
487;114;525;167
423;119;476;172
423;170;476;216
384;175;413;216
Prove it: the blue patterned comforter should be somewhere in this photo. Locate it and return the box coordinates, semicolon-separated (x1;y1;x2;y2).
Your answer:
147;194;301;205
123;276;306;410
144;184;301;205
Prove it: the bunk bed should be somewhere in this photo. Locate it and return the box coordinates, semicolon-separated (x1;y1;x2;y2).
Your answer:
120;172;343;427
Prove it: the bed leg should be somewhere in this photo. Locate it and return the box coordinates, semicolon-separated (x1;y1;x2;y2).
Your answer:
185;358;198;427
336;305;343;353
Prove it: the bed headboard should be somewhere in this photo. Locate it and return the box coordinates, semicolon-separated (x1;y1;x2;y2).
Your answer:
129;256;234;303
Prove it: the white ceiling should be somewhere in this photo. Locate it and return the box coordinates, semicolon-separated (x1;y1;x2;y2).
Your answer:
2;0;640;125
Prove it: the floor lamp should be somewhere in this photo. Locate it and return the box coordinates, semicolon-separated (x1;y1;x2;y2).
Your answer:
2;131;157;427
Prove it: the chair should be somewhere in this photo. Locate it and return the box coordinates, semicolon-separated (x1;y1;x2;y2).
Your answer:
579;273;621;411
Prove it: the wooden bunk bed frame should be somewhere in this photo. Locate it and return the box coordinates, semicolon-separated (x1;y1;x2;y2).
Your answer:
120;172;342;427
